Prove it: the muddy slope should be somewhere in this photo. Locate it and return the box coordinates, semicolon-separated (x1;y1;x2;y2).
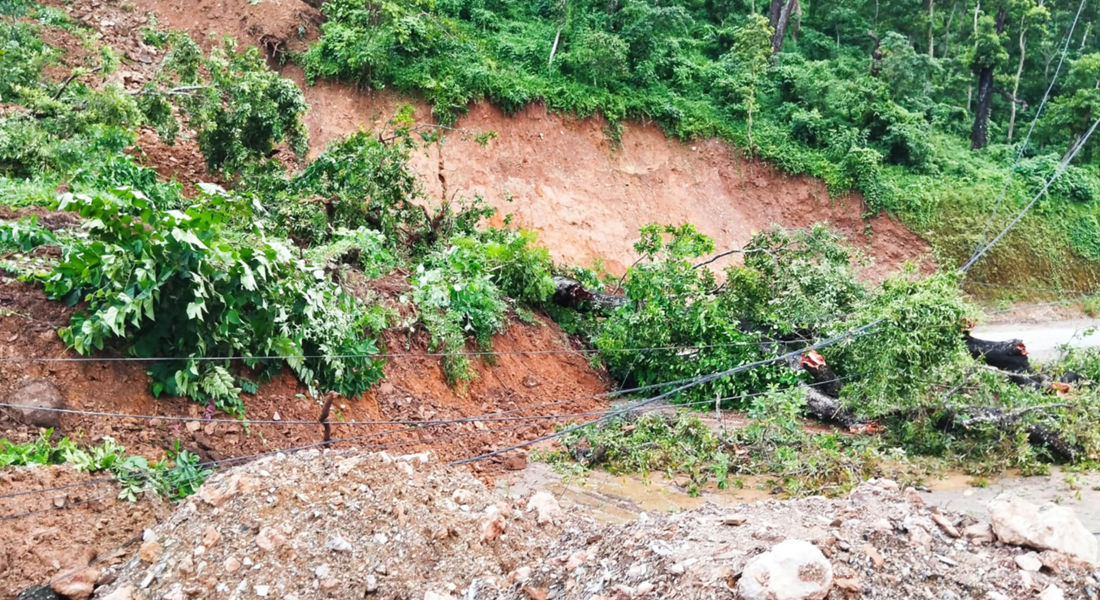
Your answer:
96;0;930;279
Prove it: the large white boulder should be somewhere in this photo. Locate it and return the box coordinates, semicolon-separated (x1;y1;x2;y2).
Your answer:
737;539;834;600
988;495;1098;565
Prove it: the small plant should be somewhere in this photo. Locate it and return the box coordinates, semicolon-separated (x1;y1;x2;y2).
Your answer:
0;431;212;501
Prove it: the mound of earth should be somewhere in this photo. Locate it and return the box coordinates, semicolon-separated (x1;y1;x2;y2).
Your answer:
86;453;1098;600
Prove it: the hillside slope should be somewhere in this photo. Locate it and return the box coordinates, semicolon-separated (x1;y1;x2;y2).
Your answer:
109;0;930;278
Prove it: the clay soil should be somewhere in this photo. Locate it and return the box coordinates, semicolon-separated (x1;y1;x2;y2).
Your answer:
0;465;165;599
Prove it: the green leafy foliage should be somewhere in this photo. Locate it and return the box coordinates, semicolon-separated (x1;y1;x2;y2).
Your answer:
138;35;309;174
42;185;384;416
0;431;212;501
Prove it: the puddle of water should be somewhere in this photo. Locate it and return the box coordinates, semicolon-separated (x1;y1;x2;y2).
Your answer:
499;463;777;524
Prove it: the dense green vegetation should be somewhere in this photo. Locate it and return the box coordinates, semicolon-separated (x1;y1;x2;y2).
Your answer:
0;5;1097;502
300;0;1100;293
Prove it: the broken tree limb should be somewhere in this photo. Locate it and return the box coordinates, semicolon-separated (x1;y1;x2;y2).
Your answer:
803;385;864;429
800;350;842;397
551;276;630;313
964;333;1030;372
952;403;1076;461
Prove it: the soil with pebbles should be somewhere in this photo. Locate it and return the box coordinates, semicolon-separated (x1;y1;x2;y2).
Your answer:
89;453;1099;600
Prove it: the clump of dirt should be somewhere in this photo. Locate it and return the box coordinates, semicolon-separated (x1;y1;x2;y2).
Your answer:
0;465;164;599
92;450;559;600
127;127;222;196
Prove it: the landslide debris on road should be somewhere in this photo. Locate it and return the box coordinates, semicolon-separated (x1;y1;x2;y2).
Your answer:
92;453;1100;600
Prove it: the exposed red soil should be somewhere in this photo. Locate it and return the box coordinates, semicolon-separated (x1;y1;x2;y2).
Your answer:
290;77;931;280
0;278;610;470
127;127;221;196
0;465;164;600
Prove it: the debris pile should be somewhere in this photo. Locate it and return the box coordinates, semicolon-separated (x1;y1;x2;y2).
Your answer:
91;454;1100;600
92;450;560;600
519;479;1100;600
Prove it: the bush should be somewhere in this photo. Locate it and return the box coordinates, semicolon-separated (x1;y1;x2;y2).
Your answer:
43;185;384;417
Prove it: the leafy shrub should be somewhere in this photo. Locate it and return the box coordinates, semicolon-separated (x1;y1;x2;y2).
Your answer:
139;34;308;174
0;430;211;501
43;185;384;417
0;215;56;251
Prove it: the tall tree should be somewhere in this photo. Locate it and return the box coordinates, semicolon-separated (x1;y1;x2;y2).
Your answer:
1008;1;1050;142
769;0;799;53
970;7;1009;149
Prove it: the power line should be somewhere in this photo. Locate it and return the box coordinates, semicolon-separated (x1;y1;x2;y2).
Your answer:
0;340;808;364
967;0;1088;264
451;320;883;466
962;112;1100;274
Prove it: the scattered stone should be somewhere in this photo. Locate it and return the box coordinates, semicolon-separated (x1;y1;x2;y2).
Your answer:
1015;552;1043;572
988;496;1099;565
721;513;748;526
834;577;861;593
256;527;287;552
503;450;528;471
320;578;339;591
254;584;270;597
511;567;533;584
98;585;135;600
480;510;507;543
1039;584;1065;600
364;575;378;594
17;586;62;600
49;567;99;600
202;526;221;547
737;539;834;600
326;535;353;552
636;581;655;596
138;541;161;564
223;557;241;573
962;522;995;544
863;543;885;569
5;378;66;428
931;513;960;538
526;492;562;525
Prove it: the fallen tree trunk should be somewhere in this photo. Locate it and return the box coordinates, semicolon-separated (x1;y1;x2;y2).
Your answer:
803;385;864;429
551;276;630;313
951;404;1076;462
964;334;1030;372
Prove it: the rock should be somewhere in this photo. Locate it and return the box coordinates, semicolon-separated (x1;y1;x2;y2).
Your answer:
424;592;454;600
834;577;861;593
320;578;339;591
16;586;62;600
721;513;748;526
364;575;378;594
526;492;562;525
636;581;655;596
737;539;834;600
6;378;66;428
1039;585;1065;600
198;473;248;508
863;543;885;569
177;555;194;575
611;584;634;599
162;584;184;600
224;557;241;573
480;511;507;543
1016;552;1043;572
988;496;1099;565
139;540;161;563
256;527;287;551
503;450;528;470
98;585;136;600
963;522;995;544
931;513;960;538
326;535;353;552
202;526;221;547
511;567;533;584
255;584;270;597
50;566;99;600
